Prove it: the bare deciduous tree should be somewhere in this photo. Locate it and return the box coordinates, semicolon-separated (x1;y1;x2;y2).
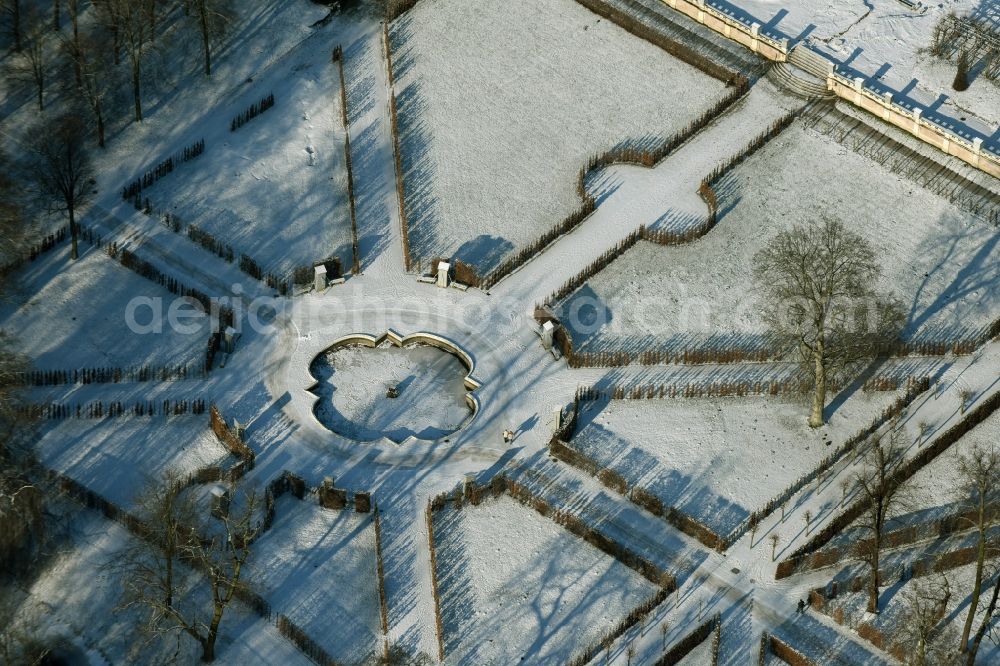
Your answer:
121;478;261;662
855;430;911;614
63;29;113;147
190;0;232;76
31;114;93;260
967;564;1000;665
11;7;48;111
754;218;904;427
900;575;955;666
107;0;151;121
0;0;22;51
957;444;1000;653
0;156;27;270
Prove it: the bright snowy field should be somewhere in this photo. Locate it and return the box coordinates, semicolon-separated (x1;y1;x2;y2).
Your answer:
0;245;210;371
432;495;660;664
247;495;382;664
825;407;1000;551
696;0;1000;140
146;38;354;279
6;500;310;665
32;417;230;507
391;0;731;274
559;119;1000;351
571;390;905;537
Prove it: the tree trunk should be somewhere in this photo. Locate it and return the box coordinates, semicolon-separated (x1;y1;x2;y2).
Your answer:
198;2;211;76
36;75;44;111
866;531;881;613
52;0;59;31
967;577;1000;665
71;2;80;84
11;0;21;51
112;25;120;65
96;103;105;148
809;336;826;428
202;601;224;662
960;500;988;651
131;61;142;121
69;203;78;260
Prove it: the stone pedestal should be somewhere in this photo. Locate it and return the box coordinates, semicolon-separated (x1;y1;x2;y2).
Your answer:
314;264;328;291
540;321;555;349
437;261;450;288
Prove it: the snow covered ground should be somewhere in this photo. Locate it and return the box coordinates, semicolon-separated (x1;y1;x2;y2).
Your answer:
0;244;210;371
5;0;1000;662
559;119;1000;351
309;341;472;442
696;0;1000;147
33;417;230;507
13;501;311;666
147;38;354;278
432;495;660;664
391;0;730;274
571;390;904;537
820;559;1000;664
248;496;382;665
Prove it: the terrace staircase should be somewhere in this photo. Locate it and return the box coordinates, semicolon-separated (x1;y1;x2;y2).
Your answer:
768;45;836;100
768;63;834;100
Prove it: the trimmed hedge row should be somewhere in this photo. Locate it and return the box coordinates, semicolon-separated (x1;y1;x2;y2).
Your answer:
778;385;1000;578
654;615;719;666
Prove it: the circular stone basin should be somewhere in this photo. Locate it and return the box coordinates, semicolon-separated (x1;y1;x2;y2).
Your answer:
309;341;474;443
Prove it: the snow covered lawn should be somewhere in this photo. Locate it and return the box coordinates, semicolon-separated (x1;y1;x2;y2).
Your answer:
0;245;211;371
571;390;904;537
558;120;1000;351
310;342;471;442
391;0;731;274
17;505;310;665
433;495;660;664
820;559;1000;665
248;497;382;665
148;35;354;279
33;417;230;507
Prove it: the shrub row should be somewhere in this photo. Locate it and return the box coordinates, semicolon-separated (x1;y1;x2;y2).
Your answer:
803;103;1000;223
573;0;746;84
106;242;213;311
477;80;749;292
209;404;255;468
582;80;748;182
779;384;1000;576
121;138;205;201
373;506;390;644
431;473;677;590
276;615;343;666
384;23;412;273
653;615;719;666
18;399;206;419
333;45;361;275
549;438;727;550
425;504;446;662
479;198;596;290
188;224;234;262
11;365;197;386
731;377;931;545
792;498;998;578
230;93;275;132
768;634;815;666
566;588;672;666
